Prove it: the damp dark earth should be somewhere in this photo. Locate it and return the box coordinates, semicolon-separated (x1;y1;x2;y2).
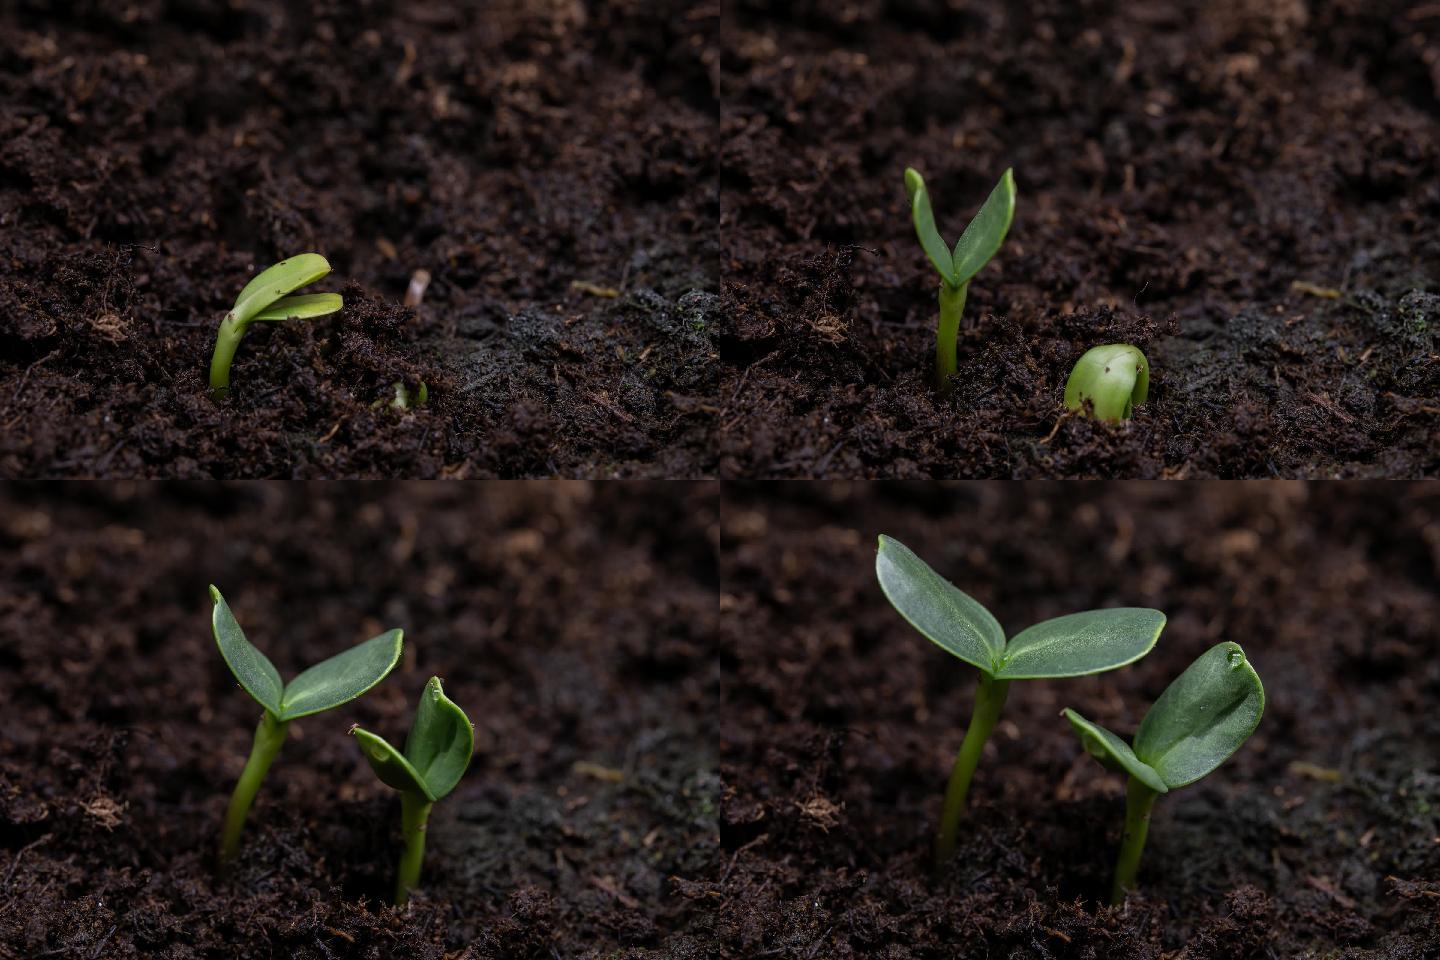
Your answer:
1;1;718;478
0;482;719;958
716;482;1440;957
718;1;1440;478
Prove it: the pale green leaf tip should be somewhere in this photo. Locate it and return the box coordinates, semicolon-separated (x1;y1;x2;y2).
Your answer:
208;584;222;603
904;167;923;202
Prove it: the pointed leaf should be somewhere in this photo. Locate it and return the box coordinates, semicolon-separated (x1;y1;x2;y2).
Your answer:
875;535;1005;674
996;608;1165;679
1064;709;1168;793
279;629;404;721
250;293;343;323
905;168;960;287
1134;642;1264;789
210;585;283;715
230;254;332;327
352;727;435;800
403;677;474;800
951;168;1016;286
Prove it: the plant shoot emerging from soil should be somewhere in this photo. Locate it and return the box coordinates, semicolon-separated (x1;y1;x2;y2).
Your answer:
352;677;474;906
903;167;1016;393
875;535;1164;867
209;254;343;399
1065;641;1264;904
210;586;403;866
1064;344;1150;421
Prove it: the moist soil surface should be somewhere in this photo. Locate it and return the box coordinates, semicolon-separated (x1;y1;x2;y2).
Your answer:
716;481;1440;957
1;1;718;478
0;481;719;958
719;1;1440;478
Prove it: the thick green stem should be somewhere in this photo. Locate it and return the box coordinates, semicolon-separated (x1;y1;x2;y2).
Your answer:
395;792;433;906
209;314;247;400
934;280;968;393
219;711;289;868
1110;776;1158;904
934;672;1011;867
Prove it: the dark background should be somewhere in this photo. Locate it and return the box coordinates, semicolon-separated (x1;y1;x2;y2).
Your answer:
0;481;718;958
717;481;1439;956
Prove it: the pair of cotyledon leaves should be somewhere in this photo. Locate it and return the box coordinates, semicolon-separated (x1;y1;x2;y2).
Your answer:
210;586;471;802
229;254;343;330
875;536;1263;787
904;167;1016;291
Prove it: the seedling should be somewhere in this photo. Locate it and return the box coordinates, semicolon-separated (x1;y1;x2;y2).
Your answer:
352;677;474;906
903;167;1016;393
211;585;403;866
875;535;1164;866
1065;641;1264;904
1064;344;1149;421
209;254;343;399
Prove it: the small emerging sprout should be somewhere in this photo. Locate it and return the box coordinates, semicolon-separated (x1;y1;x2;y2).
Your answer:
390;380;429;410
210;586;403;867
352;676;474;906
210;254;343;399
876;536;1165;867
904;167;1016;393
1065;641;1264;903
1064;344;1149;421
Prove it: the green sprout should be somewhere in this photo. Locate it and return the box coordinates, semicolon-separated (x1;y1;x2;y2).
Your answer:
210;254;343;399
1063;344;1150;421
352;676;474;906
1065;641;1264;904
210;585;403;866
875;535;1164;867
903;167;1016;393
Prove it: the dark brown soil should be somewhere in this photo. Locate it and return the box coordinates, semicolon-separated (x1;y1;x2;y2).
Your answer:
0;481;719;958
0;1;719;478
718;1;1440;478
715;481;1440;956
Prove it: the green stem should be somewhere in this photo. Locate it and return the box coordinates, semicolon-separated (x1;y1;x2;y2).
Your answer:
1110;776;1158;904
219;711;289;868
934;280;968;393
395;792;433;906
209;314;247;400
934;672;1011;867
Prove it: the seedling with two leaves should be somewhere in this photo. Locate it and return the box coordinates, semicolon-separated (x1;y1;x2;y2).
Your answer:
352;677;474;905
1065;641;1264;903
209;254;343;399
904;168;1016;393
210;586;403;866
875;535;1165;867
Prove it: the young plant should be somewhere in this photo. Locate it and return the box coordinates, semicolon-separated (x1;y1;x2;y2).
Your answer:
1064;641;1264;904
904;167;1017;393
351;676;474;906
1064;344;1150;421
211;585;403;866
875;535;1164;866
210;253;343;399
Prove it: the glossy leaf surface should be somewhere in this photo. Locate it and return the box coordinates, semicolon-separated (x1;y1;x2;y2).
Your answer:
210;586;283;715
951;167;1016;285
875;535;1004;674
353;728;433;799
250;293;343;323
280;629;405;721
230;254;332;327
1064;344;1150;421
1134;642;1264;788
354;676;474;801
905;168;959;287
997;608;1166;679
1064;709;1169;793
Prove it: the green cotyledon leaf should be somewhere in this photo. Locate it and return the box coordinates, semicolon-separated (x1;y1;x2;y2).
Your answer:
1063;709;1169;793
905;168;960;288
402;677;474;801
1133;642;1264;789
279;629;404;721
996;608;1166;679
229;253;332;328
353;726;434;800
249;293;343;323
875;534;1005;674
210;585;283;715
951;167;1015;286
